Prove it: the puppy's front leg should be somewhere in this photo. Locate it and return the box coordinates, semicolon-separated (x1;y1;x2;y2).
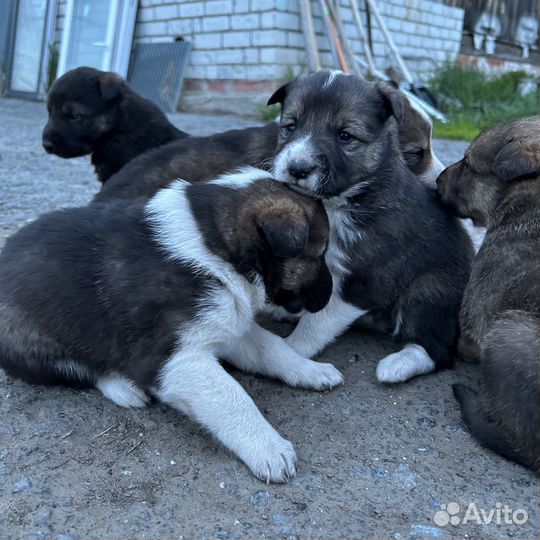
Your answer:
286;293;367;358
157;350;296;483
221;323;343;390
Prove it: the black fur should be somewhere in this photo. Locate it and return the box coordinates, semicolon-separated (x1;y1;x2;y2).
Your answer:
43;67;188;182
272;71;474;372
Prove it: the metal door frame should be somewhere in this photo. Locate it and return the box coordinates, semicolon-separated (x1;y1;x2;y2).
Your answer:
6;0;59;100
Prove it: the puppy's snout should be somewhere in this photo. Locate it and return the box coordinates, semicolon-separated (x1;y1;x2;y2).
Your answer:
42;138;54;154
288;160;316;180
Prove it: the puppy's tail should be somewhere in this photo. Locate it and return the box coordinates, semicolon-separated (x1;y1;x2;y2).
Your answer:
453;310;540;472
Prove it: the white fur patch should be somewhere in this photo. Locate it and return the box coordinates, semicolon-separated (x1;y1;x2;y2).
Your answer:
286;293;368;358
376;344;435;383
147;179;298;482
158;349;297;483
273;136;323;195
323;70;345;89
221;322;343;390
210;166;271;188
417;153;445;188
96;373;149;408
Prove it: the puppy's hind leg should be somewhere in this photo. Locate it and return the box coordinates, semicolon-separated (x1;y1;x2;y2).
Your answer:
95;373;149;408
157;348;297;483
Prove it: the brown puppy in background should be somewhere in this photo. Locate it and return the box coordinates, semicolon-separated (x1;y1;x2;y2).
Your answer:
437;116;540;472
43;67;188;182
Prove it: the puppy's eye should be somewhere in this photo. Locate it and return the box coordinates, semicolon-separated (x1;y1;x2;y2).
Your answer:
338;130;353;143
282;122;296;133
68;112;81;121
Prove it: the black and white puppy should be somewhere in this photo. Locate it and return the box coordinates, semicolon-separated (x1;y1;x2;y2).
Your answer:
0;168;342;482
43;67;188;182
266;71;473;383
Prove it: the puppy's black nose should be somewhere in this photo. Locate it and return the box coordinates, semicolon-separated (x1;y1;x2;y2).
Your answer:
42;139;54;154
288;160;316;180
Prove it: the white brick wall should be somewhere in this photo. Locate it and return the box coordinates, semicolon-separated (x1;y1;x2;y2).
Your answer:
130;0;463;84
51;0;464;112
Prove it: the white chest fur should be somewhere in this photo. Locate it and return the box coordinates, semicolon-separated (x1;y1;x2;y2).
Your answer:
145;181;267;350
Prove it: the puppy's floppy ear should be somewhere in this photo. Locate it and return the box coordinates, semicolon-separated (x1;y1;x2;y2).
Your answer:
493;139;540;182
99;72;124;102
375;81;403;123
267;82;291;106
256;212;309;258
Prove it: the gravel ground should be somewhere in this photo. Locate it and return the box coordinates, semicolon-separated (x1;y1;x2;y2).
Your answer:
0;97;538;540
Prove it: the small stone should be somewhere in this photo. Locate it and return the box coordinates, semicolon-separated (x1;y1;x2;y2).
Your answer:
214;529;230;539
442;424;460;433
371;465;388;478
12;476;32;493
416;417;436;428
272;514;295;534
250;490;270;507
54;535;79;540
33;507;52;525
392;464;418;490
407;524;449;539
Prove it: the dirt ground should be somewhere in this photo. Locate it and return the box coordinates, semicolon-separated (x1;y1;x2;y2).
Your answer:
0;98;538;540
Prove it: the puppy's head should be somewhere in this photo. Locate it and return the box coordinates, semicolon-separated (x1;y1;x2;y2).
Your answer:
398;95;445;186
237;180;332;313
42;67;125;158
436;116;540;226
269;71;402;199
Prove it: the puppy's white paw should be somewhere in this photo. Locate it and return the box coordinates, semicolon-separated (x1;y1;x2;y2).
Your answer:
96;373;149;408
242;433;297;484
287;360;343;390
376;344;435;383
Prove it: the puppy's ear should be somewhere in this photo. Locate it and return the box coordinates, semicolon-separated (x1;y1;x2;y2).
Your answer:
257;212;309;258
299;262;333;313
99;72;123;102
493;139;540;182
376;82;403;123
267;82;291;106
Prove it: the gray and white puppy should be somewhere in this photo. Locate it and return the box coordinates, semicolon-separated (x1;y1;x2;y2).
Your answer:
437;116;540;472
266;70;473;383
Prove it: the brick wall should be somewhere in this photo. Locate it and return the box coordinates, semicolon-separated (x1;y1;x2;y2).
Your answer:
134;0;464;114
51;0;464;115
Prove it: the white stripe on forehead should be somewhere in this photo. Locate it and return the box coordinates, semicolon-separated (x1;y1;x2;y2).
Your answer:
322;70;346;89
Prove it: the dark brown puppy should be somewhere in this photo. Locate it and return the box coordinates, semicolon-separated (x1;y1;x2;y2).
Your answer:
437;115;540;472
94;123;279;202
43;67;188;182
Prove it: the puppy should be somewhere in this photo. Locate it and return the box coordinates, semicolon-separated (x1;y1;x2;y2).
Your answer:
398;94;444;186
264;70;473;383
94;123;279;202
94;91;443;204
437;116;540;471
0;168;343;482
42;67;188;182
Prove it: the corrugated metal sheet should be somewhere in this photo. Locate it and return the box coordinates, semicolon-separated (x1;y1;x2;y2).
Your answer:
127;40;192;113
446;0;538;48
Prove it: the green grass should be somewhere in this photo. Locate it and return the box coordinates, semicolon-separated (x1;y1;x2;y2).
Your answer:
430;63;539;141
